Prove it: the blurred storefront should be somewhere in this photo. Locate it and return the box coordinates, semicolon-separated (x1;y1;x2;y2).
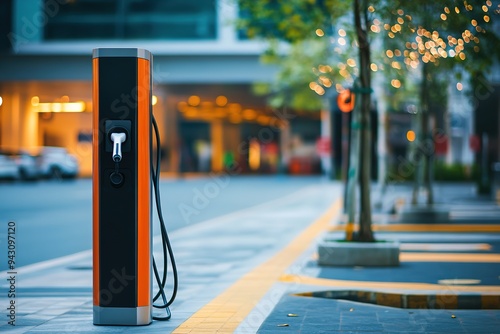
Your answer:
0;0;323;176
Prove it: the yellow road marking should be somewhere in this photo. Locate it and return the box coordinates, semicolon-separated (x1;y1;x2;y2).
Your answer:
172;199;343;333
400;243;492;251
401;252;500;262
438;279;481;285
312;251;500;262
279;274;500;293
330;224;500;233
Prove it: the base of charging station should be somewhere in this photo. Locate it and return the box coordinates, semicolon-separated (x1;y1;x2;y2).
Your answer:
93;306;152;326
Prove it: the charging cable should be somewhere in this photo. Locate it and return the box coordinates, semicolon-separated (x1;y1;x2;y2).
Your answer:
151;115;178;321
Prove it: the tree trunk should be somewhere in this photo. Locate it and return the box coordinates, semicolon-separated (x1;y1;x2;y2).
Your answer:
411;106;423;204
423;112;434;205
354;0;374;242
345;85;361;241
411;62;434;205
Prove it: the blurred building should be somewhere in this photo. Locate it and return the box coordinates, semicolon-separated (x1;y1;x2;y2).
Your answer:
0;0;322;176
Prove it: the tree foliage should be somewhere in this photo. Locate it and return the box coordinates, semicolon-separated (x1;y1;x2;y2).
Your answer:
236;0;500;240
379;1;500;93
253;39;338;111
375;0;500;204
238;0;350;43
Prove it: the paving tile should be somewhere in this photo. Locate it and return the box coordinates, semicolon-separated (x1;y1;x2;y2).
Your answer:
6;183;500;333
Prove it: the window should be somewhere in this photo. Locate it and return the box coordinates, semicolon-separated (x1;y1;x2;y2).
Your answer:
44;0;217;40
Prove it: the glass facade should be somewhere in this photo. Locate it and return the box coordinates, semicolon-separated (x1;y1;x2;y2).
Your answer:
44;0;217;40
0;0;13;51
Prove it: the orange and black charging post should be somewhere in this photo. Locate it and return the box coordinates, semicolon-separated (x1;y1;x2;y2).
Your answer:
92;48;152;325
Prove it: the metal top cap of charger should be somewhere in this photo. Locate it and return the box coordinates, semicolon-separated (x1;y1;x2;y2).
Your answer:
92;48;152;60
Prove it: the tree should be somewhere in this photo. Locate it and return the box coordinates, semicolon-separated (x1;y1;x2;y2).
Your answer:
237;0;500;241
378;0;500;204
238;0;378;241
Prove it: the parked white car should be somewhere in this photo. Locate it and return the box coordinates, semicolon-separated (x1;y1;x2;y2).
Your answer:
35;147;79;179
0;152;19;180
3;149;40;180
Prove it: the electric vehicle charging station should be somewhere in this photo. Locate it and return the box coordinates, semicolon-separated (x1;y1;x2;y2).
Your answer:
92;48;153;325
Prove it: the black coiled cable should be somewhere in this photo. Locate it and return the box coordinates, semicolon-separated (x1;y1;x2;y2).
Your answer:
151;115;178;321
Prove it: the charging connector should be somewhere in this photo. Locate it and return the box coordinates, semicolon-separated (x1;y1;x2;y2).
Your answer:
110;132;126;162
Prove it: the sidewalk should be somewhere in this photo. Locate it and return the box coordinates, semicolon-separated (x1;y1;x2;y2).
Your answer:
255;183;500;333
2;182;500;333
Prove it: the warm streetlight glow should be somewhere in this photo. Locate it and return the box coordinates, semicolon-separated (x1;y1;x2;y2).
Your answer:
242;109;256;120
391;79;401;88
314;86;325;95
407;130;416;142
370;63;378;71
228;103;241;112
338;29;346;37
315;29;325;37
248;139;260;170
338;37;346;45
152;95;158;106
215;95;227;107
34;101;86;113
0;96;3;106
31;96;40;106
391;61;401;69
339;69;350;78
319;76;332;87
319;65;332;73
456;82;463;91
188;95;200;106
386;50;394;58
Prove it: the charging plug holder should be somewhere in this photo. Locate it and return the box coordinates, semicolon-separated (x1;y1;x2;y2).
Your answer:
105;120;131;155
